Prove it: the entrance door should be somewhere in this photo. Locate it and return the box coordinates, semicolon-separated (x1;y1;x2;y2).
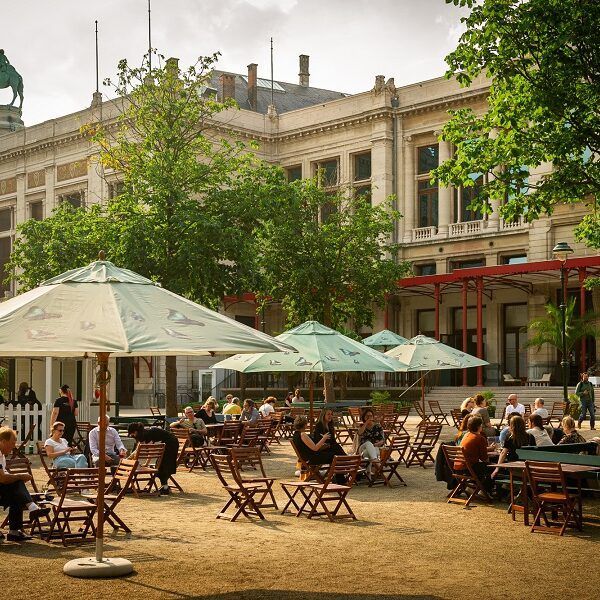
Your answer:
192;370;215;402
116;357;134;406
503;304;527;379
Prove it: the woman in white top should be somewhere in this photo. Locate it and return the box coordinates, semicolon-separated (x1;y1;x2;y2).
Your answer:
44;421;88;468
526;414;554;447
258;396;276;418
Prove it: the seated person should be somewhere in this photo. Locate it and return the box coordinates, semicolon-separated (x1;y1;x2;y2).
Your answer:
89;415;127;466
455;415;493;492
284;391;294;408
455;414;472;445
526;414;554;447
471;394;497;437
460;397;474;420
258;396;276;419
195;398;218;424
499;412;521;445
240;399;259;423
531;398;549;420
44;421;88;468
291;388;304;404
504;393;525;419
357;408;386;475
292;415;339;466
0;427;50;542
170;406;208;447
313;409;345;457
492;415;536;478
558;416;587;445
222;396;242;417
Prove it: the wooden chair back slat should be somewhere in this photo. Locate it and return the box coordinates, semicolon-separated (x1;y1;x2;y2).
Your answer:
6;457;39;492
134;442;165;468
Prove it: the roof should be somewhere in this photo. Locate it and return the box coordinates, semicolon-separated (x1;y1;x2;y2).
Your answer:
209;70;349;114
397;256;600;297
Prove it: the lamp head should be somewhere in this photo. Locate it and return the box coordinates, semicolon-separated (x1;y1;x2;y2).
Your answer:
552;242;573;263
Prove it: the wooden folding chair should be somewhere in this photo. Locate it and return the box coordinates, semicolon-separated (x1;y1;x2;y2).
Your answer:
290;439;326;483
548;402;567;427
11;423;36;458
238;423;269;453
149;406;166;426
333;414;353;446
131;442;165;495
36;441;67;492
368;434;409;487
215;421;242;447
90;458;139;533
412;400;432;424
46;468;100;545
281;408;305;438
347;407;362;425
73;421;92;455
392;406;411;435
281;455;362;522
525;460;583;536
450;409;463;429
405;423;442;468
428;400;451;426
211;453;265;521
230;447;277;509
442;445;493;507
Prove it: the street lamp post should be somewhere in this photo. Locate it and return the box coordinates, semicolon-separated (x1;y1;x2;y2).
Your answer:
552;242;574;409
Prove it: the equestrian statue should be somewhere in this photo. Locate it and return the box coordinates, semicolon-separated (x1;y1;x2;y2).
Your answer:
0;49;24;109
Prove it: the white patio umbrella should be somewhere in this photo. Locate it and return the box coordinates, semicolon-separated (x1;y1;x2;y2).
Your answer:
385;335;489;417
212;321;409;425
362;329;409;350
0;255;294;577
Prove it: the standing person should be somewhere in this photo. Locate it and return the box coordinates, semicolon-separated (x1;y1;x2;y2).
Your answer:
50;384;78;444
16;382;41;409
127;423;179;495
240;399;260;423
195;398;218;424
313;409;345;456
44;422;88;468
291;389;304;404
0;427;50;542
258;396;276;418
89;415;127;467
575;372;596;430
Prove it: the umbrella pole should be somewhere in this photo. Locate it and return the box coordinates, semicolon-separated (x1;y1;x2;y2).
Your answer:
63;352;133;578
421;372;425;423
309;375;314;434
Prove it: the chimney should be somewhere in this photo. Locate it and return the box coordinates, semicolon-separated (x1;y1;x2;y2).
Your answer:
220;73;236;102
299;54;310;87
247;63;257;110
166;57;179;75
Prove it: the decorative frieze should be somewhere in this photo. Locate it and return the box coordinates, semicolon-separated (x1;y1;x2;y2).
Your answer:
0;176;16;196
27;169;45;189
56;159;88;182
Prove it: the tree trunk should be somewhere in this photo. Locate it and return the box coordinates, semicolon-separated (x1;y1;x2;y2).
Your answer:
340;372;347;401
240;372;247;400
165;355;178;417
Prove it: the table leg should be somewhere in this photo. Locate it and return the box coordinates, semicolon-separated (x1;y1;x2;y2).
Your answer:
522;470;529;527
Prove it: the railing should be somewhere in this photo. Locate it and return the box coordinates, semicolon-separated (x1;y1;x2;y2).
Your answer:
412;226;437;241
449;220;485;237
500;216;526;230
0;404;47;453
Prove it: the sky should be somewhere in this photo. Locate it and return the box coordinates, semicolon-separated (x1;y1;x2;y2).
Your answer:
2;0;467;126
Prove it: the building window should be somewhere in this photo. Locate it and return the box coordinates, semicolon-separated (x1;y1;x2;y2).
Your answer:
320;193;338;223
58;190;85;208
354;185;371;205
454;175;484;222
418;180;438;227
353;152;371;181
449;258;485;272
415;263;436;276
314;159;339;188
502;254;527;265
417;144;439;175
29;202;43;221
0;236;11;295
286;166;302;182
417;309;435;337
235;315;256;329
108;181;125;199
0;208;12;232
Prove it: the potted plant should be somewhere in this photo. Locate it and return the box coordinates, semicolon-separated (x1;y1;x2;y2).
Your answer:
370;390;391;407
482;390;497;418
568;393;581;420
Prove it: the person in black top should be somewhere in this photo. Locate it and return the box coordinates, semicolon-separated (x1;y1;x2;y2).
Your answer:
195;398;218;424
127;422;179;495
292;416;340;465
17;382;41;409
50;384;78;444
491;415;535;478
312;409;345;456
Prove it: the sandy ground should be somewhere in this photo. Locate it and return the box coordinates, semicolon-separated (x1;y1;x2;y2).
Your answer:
2;419;599;600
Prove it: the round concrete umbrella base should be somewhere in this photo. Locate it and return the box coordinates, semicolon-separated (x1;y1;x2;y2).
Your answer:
64;557;133;578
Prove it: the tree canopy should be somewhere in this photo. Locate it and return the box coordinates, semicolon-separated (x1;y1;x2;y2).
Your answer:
434;0;600;249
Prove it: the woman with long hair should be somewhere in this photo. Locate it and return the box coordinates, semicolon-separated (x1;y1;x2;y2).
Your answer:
313;409;345;456
527;413;554;446
492;415;535;478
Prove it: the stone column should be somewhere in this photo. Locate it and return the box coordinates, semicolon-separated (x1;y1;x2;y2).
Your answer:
370;136;393;208
44;165;55;218
437;139;452;236
15;172;26;227
402;136;415;242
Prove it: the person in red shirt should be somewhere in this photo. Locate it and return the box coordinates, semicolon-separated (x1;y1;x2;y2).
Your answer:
455;415;493;492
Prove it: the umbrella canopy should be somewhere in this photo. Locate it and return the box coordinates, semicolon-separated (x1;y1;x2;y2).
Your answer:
0;259;295;357
362;329;409;349
384;334;489;370
212;320;409;373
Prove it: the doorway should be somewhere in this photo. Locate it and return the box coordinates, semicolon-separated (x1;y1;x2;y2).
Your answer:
503;303;527;379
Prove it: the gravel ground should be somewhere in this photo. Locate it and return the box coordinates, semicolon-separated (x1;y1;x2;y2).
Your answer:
2;420;599;600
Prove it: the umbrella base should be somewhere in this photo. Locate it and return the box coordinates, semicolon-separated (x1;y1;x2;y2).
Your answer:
63;557;133;578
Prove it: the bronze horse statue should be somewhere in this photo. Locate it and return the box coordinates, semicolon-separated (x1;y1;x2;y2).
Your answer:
0;66;24;109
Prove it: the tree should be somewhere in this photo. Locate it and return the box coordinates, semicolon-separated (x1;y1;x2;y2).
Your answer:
9;53;281;415
523;298;599;365
255;178;410;399
434;1;600;249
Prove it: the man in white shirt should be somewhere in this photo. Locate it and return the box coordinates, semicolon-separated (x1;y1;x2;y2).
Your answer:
0;427;50;542
531;398;549;420
504;394;525;419
89;415;127;466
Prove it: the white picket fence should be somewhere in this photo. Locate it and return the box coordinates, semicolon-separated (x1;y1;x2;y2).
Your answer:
0;404;48;454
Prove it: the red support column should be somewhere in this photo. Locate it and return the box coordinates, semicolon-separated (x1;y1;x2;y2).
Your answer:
579;268;587;371
476;277;484;387
434;283;440;340
462;279;468;386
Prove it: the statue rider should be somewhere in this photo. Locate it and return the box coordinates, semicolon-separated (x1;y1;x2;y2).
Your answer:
0;50;9;73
